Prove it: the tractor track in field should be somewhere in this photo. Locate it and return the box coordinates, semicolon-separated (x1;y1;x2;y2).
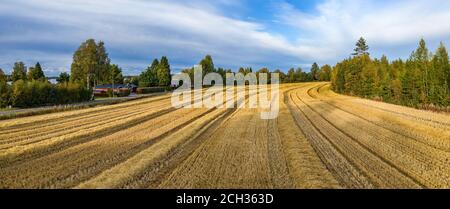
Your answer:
297;85;425;188
306;85;450;187
125;108;238;189
0;108;215;188
0;101;174;147
266;116;295;189
2;83;450;189
57;108;217;189
0;92;211;168
309;84;450;152
75;90;254;189
317;85;450;129
0;107;177;168
151;88;291;189
0;95;172;131
286;88;373;188
139;91;270;189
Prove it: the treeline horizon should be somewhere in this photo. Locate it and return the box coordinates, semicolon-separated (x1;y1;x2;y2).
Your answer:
331;37;450;110
2;37;450;110
176;55;330;85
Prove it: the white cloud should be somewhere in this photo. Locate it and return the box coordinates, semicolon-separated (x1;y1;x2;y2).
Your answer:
275;0;450;61
0;0;317;74
1;0;450;75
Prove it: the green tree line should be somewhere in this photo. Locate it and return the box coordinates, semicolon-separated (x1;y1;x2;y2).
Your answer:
177;55;330;86
138;56;171;88
0;62;91;108
1;39;127;108
331;37;450;109
1;38;175;108
1;38;332;108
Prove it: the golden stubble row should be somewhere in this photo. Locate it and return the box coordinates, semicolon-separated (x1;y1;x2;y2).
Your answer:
275;88;340;188
76;107;231;189
293;88;422;188
0;107;211;188
318;84;450;129
0;99;174;146
296;83;450;188
0;101;176;165
0;93;173;129
311;84;450;151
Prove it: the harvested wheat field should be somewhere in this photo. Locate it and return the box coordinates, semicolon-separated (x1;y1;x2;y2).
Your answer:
1;83;450;189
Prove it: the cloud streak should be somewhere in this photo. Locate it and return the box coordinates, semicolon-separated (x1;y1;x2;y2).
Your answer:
275;0;450;61
1;0;450;75
0;0;313;75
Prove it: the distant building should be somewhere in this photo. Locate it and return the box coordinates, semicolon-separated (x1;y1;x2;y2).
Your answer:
94;83;137;96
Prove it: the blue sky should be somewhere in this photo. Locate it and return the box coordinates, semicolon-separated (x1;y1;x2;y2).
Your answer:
1;0;450;76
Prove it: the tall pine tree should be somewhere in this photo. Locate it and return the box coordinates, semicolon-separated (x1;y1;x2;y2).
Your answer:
311;63;320;81
319;65;332;81
430;43;449;106
56;72;70;84
139;59;159;87
0;68;8;107
352;37;370;56
378;55;391;100
12;62;27;82
287;68;295;83
109;64;124;85
157;56;171;87
27;62;46;81
411;39;430;104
